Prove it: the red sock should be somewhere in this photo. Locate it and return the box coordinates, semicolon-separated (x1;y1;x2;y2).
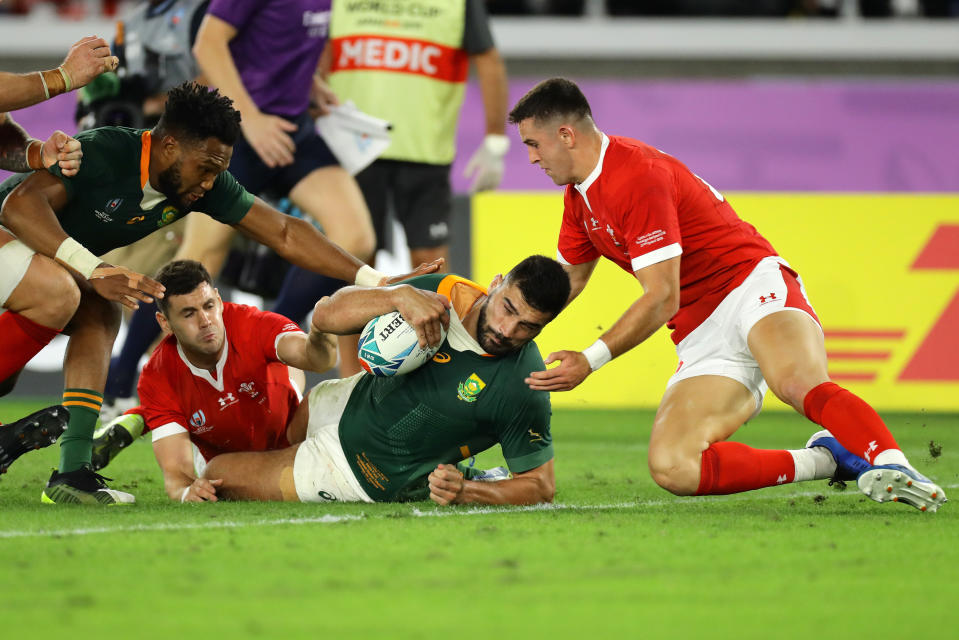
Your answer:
803;382;898;463
0;312;61;381
696;441;796;495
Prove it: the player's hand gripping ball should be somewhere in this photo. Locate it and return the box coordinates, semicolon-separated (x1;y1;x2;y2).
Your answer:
357;311;447;376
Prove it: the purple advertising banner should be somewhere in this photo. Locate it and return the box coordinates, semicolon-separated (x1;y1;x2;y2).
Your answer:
4;78;958;193
452;78;959;194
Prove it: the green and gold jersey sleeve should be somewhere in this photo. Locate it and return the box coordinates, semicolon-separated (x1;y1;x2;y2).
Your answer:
195;170;254;224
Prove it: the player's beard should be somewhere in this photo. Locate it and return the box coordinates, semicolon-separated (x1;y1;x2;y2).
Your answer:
156;159;194;213
476;302;517;356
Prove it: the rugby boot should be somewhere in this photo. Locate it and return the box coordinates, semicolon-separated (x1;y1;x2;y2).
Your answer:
91;413;145;471
0;405;69;475
41;464;135;505
857;465;947;513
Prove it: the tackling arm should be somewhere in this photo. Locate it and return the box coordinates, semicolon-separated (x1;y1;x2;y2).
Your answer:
2;171;164;309
275;330;337;375
153;432;222;502
526;256;680;392
428;459;555;506
563;258;598;306
233;197;366;283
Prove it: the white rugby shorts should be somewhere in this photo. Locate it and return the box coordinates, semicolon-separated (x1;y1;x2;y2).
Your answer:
292;374;373;503
666;256;821;415
0;236;35;306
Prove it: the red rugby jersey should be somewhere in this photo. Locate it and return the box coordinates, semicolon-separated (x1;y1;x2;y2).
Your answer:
138;303;303;462
558;134;777;344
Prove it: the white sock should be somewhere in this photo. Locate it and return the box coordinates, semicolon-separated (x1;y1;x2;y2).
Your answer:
873;448;912;470
788;447;836;482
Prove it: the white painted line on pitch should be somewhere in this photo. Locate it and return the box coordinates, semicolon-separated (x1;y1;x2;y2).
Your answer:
0;514;363;539
1;484;948;539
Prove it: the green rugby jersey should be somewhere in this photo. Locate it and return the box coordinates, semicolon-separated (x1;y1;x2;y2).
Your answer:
0;126;253;257
339;274;554;502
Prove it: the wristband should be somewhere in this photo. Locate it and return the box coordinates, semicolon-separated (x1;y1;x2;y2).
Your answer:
55;237;101;279
37;71;50;100
57;65;73;92
355;264;387;287
179;486;190;503
582;339;612;372
26;139;44;170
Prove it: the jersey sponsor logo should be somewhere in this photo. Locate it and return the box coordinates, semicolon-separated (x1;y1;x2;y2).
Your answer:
432;352;451;363
429;221;448;240
281;323;300;332
457;373;486;403
239;382;259;399
95;209;114;223
302;9;330;37
331;36;468;83
759;292;778;305
527;429;544;444
217;392;238;410
157;205;179;228
126;215;145;224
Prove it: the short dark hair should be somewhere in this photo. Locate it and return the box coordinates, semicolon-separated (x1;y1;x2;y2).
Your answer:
154;82;241;146
508;78;593;126
155;259;214;314
504;255;570;319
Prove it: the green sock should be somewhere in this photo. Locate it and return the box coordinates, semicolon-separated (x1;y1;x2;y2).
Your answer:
59;389;103;472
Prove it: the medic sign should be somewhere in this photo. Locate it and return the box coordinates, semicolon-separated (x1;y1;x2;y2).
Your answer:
330;35;468;83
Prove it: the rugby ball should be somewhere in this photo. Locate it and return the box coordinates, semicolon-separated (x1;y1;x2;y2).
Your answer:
357;311;447;377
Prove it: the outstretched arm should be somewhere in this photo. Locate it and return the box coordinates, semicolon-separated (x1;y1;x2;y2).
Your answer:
275;329;337;375
153;432;222;502
428;459;555;506
0;35;118;112
526;256;680;392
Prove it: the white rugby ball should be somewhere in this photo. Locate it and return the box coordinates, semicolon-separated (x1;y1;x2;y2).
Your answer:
357;311;447;377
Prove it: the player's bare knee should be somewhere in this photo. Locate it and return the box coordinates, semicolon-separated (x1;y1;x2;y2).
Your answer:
769;373;814;412
30;268;81;328
648;448;700;496
73;290;122;337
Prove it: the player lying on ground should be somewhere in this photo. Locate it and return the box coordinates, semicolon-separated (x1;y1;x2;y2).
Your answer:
132;255;568;505
0;82;437;505
94;258;448;500
509;78;946;512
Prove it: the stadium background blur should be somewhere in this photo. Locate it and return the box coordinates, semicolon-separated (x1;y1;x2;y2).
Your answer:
1;0;957;412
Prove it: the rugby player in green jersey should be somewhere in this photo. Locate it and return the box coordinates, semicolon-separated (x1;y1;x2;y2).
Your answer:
197;255;569;506
0;82;436;504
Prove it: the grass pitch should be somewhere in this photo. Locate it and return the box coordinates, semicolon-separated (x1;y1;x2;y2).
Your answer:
1;398;957;638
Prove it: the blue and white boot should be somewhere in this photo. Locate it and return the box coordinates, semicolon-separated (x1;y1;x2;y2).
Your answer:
805;429;872;483
857;465;947;513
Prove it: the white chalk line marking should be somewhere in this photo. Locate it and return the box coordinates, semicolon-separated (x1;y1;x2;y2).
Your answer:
5;483;946;539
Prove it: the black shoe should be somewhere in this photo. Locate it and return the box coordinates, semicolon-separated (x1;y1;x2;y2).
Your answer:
0;405;69;475
41;464;135;505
